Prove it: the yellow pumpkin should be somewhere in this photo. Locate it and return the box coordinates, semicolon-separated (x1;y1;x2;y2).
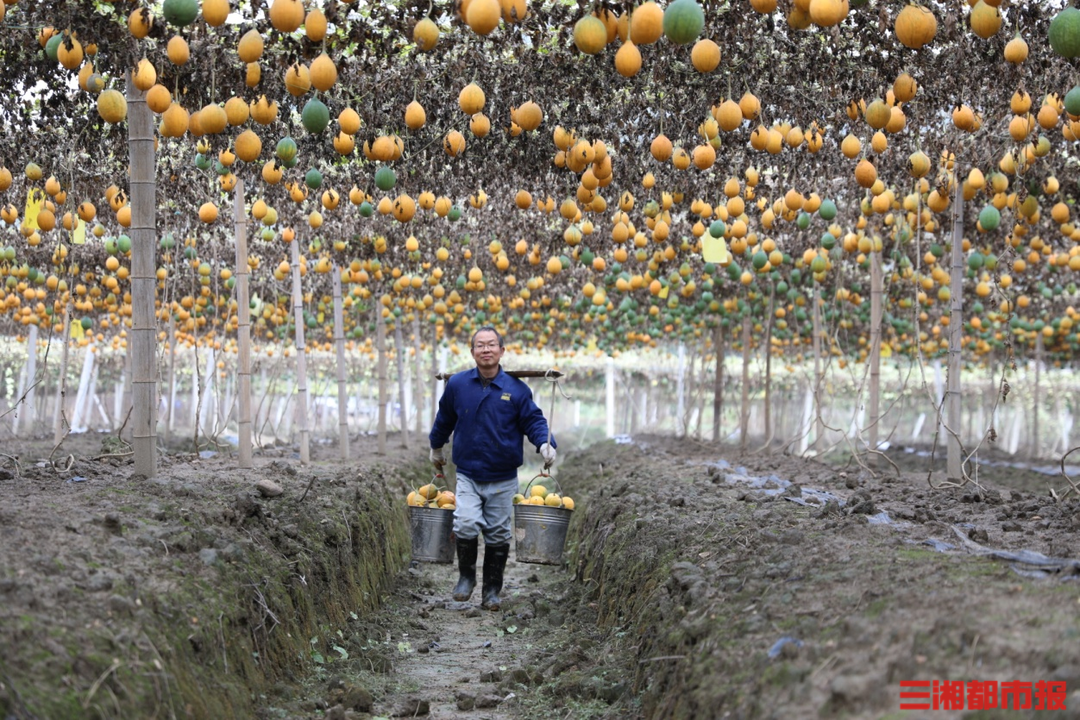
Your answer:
404;100;426;130
458;83;485;114
146;84;172;114
413;18;439;51
235;129;262;162
629;1;663;45
269;0;304;33
339;107;361;135
894;4;936;49
309;52;337;92
690;39;720;73
202;0;230;26
97;89;128;124
167;35;190;65
238;29;264;63
614;41;641;77
305;8;328;42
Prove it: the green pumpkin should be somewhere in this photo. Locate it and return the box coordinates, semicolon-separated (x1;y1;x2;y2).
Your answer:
978;205;1000;231
305;169;323;189
663;0;705;45
162;0;199;26
275;137;298;163
301;98;330;134
374;166;396;191
1050;7;1080;59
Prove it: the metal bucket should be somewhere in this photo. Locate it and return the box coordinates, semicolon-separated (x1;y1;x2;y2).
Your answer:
409;506;455;563
513;504;572;565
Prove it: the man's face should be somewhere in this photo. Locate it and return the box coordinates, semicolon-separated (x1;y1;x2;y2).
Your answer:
471;330;504;371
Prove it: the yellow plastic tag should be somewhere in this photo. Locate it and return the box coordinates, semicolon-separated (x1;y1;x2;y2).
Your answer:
22;189;44;232
702;235;731;265
659;285;669;299
72;218;86;245
70;320;84;340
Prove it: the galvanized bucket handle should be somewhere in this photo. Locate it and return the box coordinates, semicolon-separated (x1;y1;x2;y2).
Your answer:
523;472;562;496
413;473;447;500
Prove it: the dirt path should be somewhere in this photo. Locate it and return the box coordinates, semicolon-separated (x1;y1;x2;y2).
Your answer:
264;543;571;720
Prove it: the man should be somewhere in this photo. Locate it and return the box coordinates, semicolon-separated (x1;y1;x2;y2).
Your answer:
429;326;556;611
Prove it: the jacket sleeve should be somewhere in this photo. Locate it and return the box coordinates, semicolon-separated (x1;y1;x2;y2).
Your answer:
429;380;457;448
517;385;555;451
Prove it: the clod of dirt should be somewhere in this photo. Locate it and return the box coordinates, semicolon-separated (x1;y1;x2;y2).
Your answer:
475;693;503;708
257;479;284;497
268;460;298;478
479;668;503;682
845;489;875;515
103;512;123;535
456;691;476;710
392;697;430;716
968;527;990;543
341;684;373;712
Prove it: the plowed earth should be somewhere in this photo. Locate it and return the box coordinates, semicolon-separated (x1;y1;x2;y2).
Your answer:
2;431;1079;720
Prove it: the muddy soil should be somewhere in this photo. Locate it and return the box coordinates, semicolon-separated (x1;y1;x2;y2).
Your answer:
3;429;1080;720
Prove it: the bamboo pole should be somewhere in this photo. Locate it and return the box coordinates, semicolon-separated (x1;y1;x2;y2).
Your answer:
812;285;823;449
376;308;388;454
605;355;616;438
53;305;70;445
430;322;438;428
289;239;310;464
412;314;424;434
14;324;37;435
761;292;774;449
332;262;349;460
868;247;883;456
675;344;686;438
164;315;176;447
1033;332;1043;460
712;323;724;443
393;323;410;448
947;182;964;480
234;180;253;468
127;76;157;477
740;316;751;451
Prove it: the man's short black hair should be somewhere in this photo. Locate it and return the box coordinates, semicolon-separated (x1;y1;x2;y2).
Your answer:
470;326;503;348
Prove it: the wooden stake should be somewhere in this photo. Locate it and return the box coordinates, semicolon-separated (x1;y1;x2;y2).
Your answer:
868;247;883;457
712;323;724;443
412;314;424;434
605;355;616;438
127;76;157;477
676;344;686;438
740;316;751;451
164;315;176;447
393;323;410;448
332;262;349;460
289;239;310;465
1033;332;1043;460
811;285;823;449
234;180;253;468
53;305;70;445
376;308;388;454
947;181;964;480
761;291;774;449
430;322;438;429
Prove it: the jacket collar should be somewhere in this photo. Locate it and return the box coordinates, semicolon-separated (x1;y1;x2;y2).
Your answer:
468;365;505;387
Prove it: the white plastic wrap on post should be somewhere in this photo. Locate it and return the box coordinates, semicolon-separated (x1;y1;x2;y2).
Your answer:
235;180;253;468
332;263;349;460
289;239;310;465
605;355;615;438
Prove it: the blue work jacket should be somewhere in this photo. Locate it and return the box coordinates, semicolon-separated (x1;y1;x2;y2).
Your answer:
429;367;556;482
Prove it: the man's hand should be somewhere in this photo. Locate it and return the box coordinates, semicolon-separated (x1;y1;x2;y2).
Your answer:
539;442;556;467
430;446;445;470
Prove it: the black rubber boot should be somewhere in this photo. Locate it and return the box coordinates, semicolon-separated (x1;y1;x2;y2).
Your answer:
481;544;510;611
452;536;478;601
